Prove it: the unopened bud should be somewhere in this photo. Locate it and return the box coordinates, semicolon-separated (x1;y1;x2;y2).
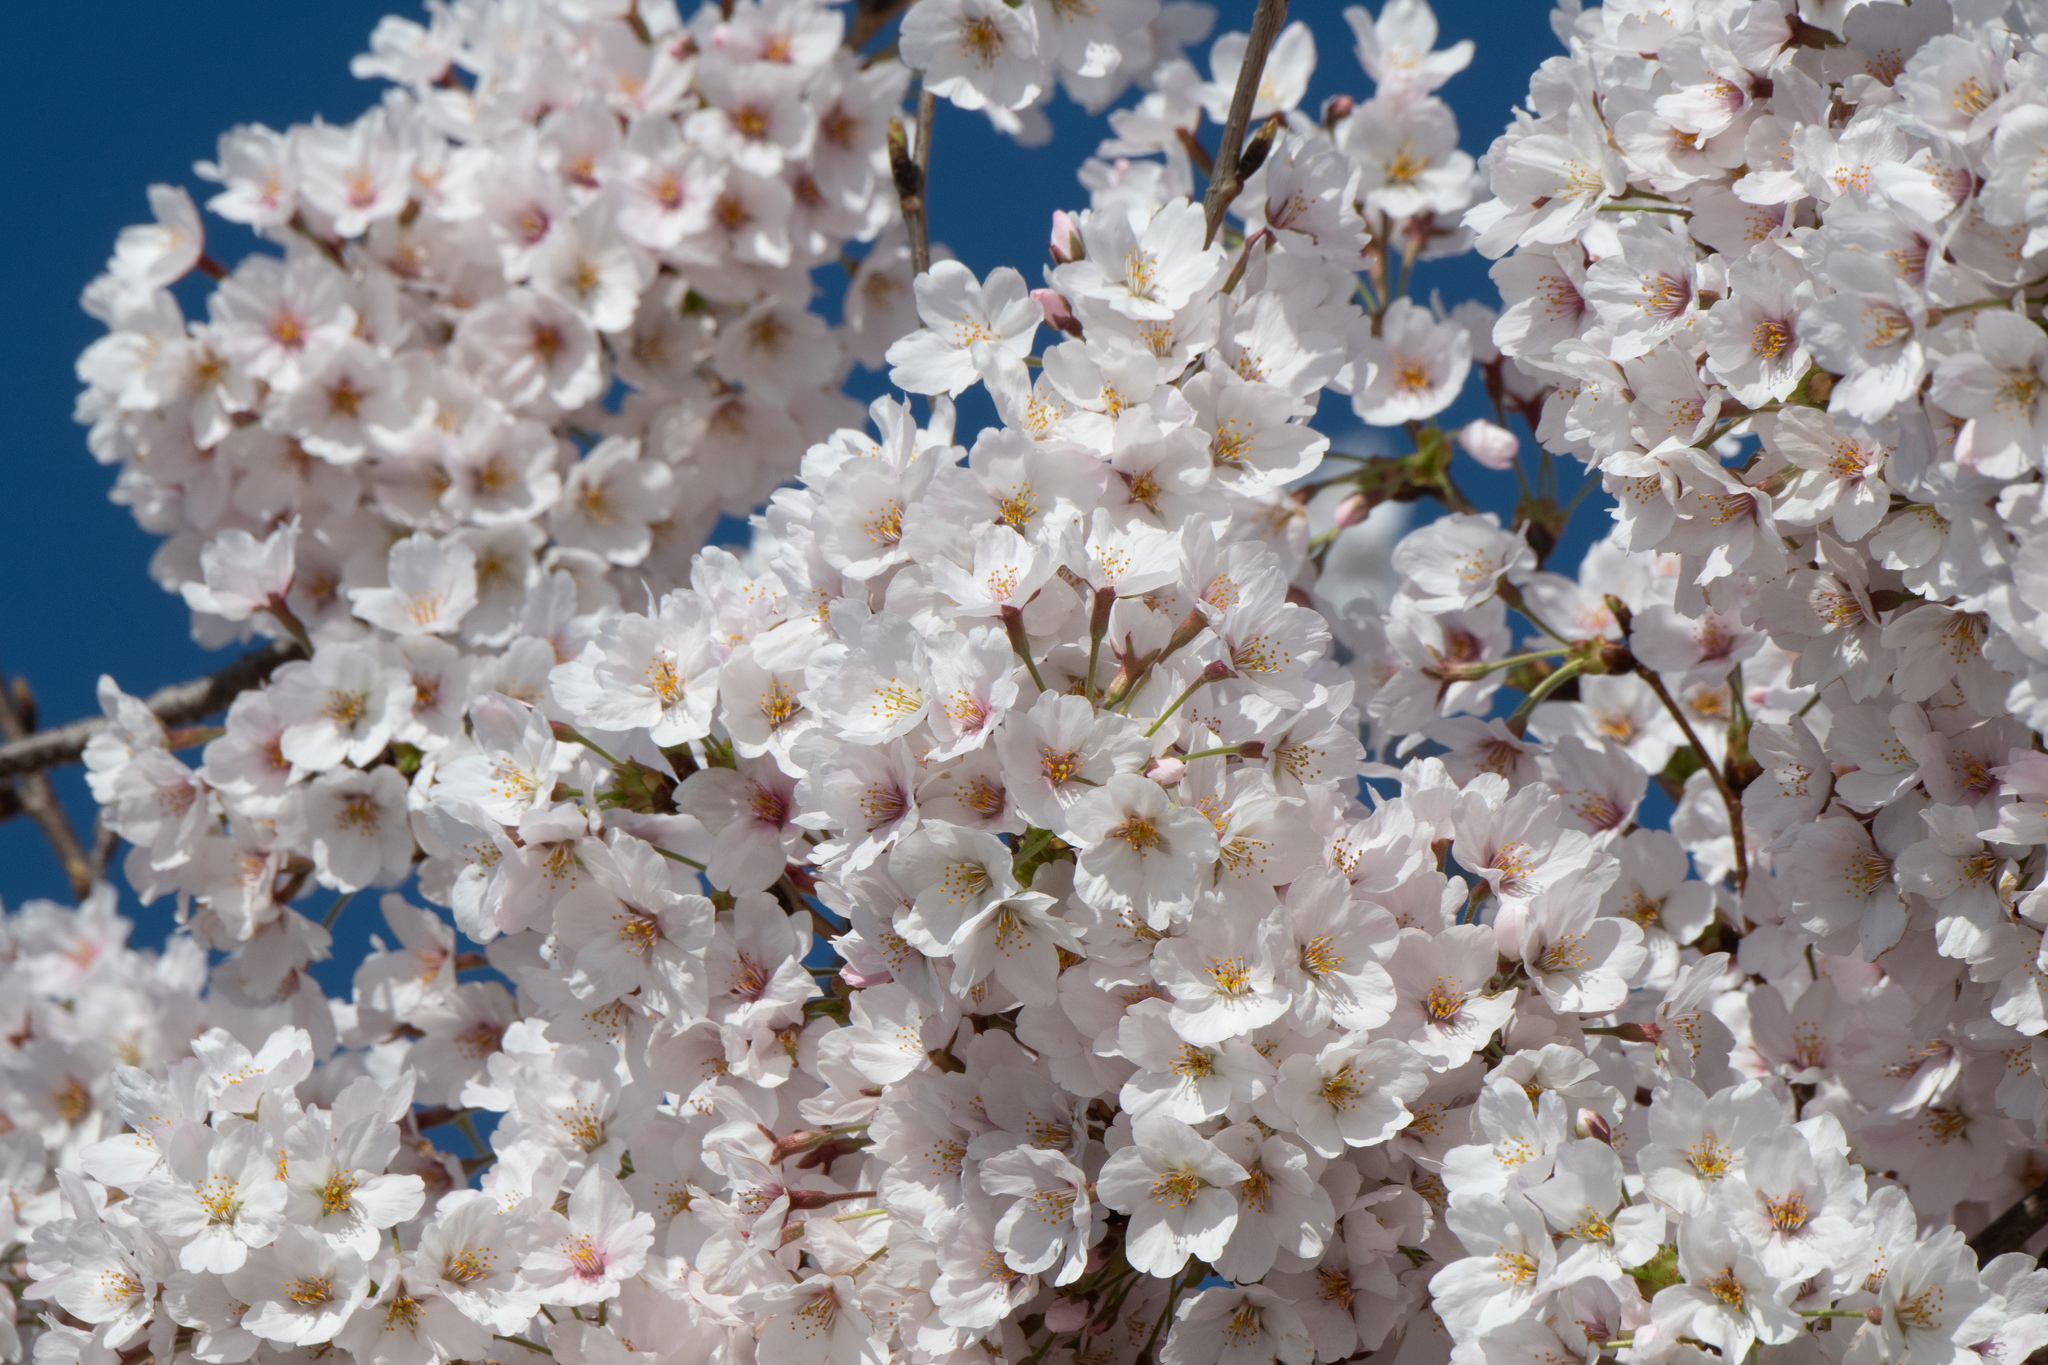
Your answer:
1603;594;1634;637
1146;756;1188;784
1333;491;1371;528
1322;94;1354;130
1595;639;1636;675
785;1188;851;1211
1236;115;1282;181
1165;606;1210;657
1576;1109;1613;1145
1050;209;1084;264
1033;288;1083;338
998;604;1032;657
886;116;918;201
767;1129;827;1164
1457;418;1521;471
1090;585;1117;641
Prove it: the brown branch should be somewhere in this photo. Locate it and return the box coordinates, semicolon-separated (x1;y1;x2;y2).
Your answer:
1200;0;1289;247
90;811;118;884
1971;1171;2048;1261
887;89;937;276
0;640;302;780
846;0;914;52
1636;665;1748;895
0;673;93;898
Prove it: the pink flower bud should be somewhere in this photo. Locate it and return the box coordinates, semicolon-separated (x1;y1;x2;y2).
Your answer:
1049;210;1083;264
1146;756;1187;784
1043;1298;1091;1333
1323;94;1354;129
1456;418;1521;471
1033;288;1083;338
1333;491;1371;528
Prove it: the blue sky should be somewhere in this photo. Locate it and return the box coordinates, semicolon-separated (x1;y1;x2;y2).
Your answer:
0;0;1571;982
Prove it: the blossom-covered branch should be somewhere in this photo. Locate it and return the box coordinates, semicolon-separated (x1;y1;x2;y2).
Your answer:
0;640;300;780
14;3;2048;1365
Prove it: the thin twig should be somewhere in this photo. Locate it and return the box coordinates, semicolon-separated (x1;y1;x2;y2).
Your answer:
845;0;914;51
1971;1170;2048;1261
0;639;301;779
888;88;937;277
1200;0;1290;247
0;673;94;898
89;812;118;884
1637;665;1748;894
912;88;936;272
915;86;935;177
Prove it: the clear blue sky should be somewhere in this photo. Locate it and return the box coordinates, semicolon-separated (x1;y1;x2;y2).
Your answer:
0;0;1569;983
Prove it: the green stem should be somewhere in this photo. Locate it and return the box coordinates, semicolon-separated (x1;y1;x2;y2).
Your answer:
1697;403;1783;449
1394;233;1422;300
1180;744;1249;762
1085;587;1113;701
1141;1263;1200;1363
1439;645;1570;681
454;1112;489;1161
1499;585;1571;645
1144;663;1231;739
652;845;708;872
1930;294;2048;323
1000;606;1048;693
1220;228;1270;296
494;1336;553;1356
552;725;618;765
1354;269;1382;316
322;891;354;930
263;596;314;654
1561;475;1599;517
1506;658;1585;738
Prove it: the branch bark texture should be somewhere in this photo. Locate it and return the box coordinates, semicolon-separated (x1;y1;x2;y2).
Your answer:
0;640;301;780
1200;0;1289;246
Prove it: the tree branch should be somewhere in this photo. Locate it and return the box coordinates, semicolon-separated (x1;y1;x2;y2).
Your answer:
888;88;937;277
1636;664;1748;895
0;673;94;897
1971;1171;2048;1261
845;0;914;52
90;810;118;884
1200;0;1289;247
0;640;301;780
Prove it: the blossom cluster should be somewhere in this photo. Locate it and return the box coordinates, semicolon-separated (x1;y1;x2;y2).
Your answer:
71;0;936;976
80;0;935;651
1407;0;2048;1358
21;1;2048;1365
